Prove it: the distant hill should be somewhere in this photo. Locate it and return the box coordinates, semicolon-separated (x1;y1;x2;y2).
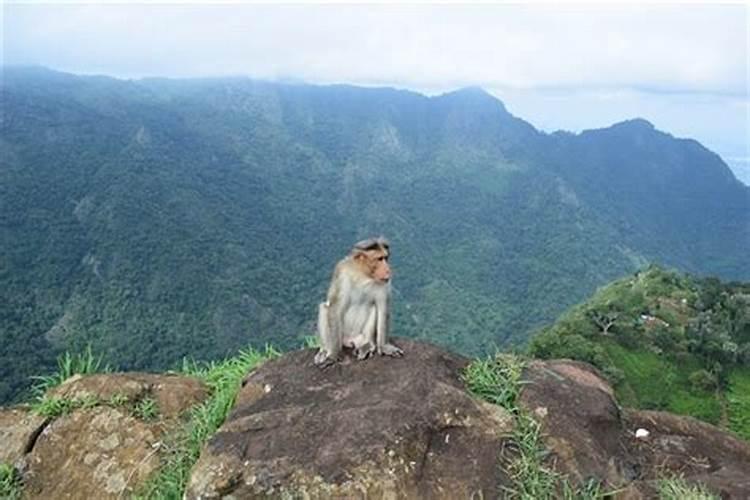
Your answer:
1;66;748;403
529;266;750;439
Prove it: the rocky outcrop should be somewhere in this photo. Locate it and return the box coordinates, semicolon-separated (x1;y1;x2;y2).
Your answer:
626;409;750;498
2;344;749;499
517;360;631;486
185;339;514;499
2;373;207;499
517;359;750;498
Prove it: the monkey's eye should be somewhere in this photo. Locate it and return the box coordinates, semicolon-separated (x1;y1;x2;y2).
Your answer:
378;256;387;262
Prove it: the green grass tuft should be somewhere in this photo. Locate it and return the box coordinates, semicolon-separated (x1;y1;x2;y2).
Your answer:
657;476;718;500
133;397;160;421
135;345;279;499
302;335;320;349
462;353;524;409
31;345;109;396
31;394;99;418
0;462;22;500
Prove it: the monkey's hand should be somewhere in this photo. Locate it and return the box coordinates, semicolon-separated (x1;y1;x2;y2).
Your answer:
314;350;338;369
378;343;404;357
354;342;375;360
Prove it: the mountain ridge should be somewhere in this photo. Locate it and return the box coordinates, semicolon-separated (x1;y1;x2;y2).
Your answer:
1;66;747;404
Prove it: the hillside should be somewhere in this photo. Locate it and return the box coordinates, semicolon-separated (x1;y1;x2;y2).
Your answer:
1;66;748;403
529;266;750;440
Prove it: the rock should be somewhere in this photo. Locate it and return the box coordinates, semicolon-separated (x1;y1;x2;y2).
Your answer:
625;409;750;499
2;373;209;499
23;407;161;499
517;359;750;499
185;339;514;499
0;407;47;464
49;372;208;419
517;359;633;487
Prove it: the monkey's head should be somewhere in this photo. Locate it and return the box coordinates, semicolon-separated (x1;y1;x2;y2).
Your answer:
352;237;391;283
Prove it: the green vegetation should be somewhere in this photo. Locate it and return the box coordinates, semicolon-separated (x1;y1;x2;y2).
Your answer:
463;355;606;499
135;346;279;499
529;266;750;438
133;397;159;421
2;67;748;405
30;345;109;397
727;369;750;440
0;463;22;500
657;476;718;500
32;394;99;418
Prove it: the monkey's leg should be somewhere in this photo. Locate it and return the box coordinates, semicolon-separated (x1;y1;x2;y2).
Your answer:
314;302;339;367
352;306;376;360
376;302;403;357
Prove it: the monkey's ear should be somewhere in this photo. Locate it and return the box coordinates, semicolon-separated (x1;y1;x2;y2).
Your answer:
351;248;367;260
354;238;377;251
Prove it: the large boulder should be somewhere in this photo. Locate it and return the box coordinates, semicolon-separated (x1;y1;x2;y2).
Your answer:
517;360;633;486
4;373;208;499
23;406;162;499
185;339;514;499
625;409;750;499
517;359;750;499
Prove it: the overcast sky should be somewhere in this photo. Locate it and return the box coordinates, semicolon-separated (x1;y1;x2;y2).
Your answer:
4;2;749;183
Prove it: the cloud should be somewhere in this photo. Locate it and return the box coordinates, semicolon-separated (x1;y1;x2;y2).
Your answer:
4;4;747;95
3;2;748;178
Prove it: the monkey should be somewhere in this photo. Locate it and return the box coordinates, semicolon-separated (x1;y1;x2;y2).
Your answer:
314;237;403;368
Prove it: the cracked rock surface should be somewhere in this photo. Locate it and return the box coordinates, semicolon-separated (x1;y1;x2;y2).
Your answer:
185;339;514;499
1;373;207;499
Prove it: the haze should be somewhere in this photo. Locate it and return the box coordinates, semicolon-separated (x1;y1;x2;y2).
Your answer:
4;2;748;183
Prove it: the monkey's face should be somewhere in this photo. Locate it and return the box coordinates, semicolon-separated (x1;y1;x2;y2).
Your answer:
356;248;391;283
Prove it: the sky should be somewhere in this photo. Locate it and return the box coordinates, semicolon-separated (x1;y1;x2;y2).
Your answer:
3;2;749;184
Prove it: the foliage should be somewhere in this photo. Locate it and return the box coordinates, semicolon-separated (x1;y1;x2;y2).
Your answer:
529;266;749;435
689;369;718;392
134;345;279;499
0;463;22;500
727;369;750;440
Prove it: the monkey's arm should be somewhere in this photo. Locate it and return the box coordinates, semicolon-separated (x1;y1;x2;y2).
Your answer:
376;291;403;357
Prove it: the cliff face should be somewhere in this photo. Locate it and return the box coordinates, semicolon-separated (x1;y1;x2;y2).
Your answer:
2;340;749;499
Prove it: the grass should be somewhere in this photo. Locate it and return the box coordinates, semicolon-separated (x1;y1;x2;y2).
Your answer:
31;394;100;418
603;342;721;424
727;368;750;440
461;353;524;408
134;345;279;499
0;463;22;500
31;345;109;396
657;476;718;500
462;354;607;499
133;397;159;421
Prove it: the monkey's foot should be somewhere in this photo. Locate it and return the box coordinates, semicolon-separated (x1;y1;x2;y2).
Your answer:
354;343;375;360
314;350;337;369
378;343;404;357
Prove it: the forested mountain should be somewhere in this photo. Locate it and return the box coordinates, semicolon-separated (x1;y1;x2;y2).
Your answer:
529;266;750;439
1;67;748;403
